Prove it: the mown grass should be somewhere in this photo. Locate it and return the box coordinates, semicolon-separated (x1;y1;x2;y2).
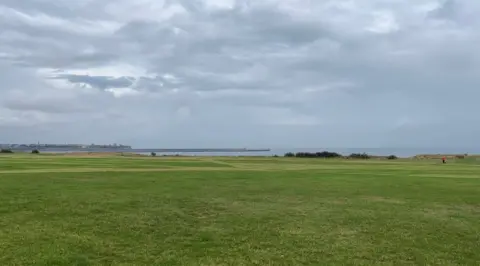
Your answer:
0;155;479;265
0;156;228;170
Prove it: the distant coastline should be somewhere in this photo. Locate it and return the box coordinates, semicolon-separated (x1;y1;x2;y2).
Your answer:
2;145;271;153
1;145;478;158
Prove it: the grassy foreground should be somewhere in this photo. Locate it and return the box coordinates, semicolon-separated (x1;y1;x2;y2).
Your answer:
0;155;479;265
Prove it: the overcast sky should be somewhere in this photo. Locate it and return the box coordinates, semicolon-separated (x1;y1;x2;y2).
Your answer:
0;0;478;148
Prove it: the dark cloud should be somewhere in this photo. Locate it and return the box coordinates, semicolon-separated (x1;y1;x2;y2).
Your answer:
49;74;135;90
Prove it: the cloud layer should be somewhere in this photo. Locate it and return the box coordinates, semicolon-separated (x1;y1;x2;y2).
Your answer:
1;0;479;148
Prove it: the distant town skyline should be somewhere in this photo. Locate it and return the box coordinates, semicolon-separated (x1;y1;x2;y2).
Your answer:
0;143;132;149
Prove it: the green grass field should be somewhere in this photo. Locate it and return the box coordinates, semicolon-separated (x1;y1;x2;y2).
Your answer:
0;155;479;265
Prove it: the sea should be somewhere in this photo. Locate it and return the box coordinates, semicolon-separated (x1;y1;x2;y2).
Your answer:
136;148;477;158
31;147;480;158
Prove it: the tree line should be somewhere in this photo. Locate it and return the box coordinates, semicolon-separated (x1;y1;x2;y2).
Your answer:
284;151;397;160
1;149;40;154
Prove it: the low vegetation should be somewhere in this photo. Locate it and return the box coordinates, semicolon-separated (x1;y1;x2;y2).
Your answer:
348;153;371;159
284;151;342;158
285;151;378;159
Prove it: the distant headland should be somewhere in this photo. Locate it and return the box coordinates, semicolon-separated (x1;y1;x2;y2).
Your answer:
0;143;271;153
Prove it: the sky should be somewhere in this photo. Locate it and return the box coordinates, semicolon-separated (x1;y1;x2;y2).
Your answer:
0;0;479;148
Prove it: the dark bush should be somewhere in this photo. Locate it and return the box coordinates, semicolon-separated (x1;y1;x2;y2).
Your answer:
314;151;342;158
0;149;13;153
31;149;40;154
387;155;398;160
273;154;279;157
151;152;157;157
349;153;371;159
285;151;342;158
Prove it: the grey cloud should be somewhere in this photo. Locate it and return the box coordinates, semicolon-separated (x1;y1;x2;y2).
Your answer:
0;0;117;21
1;0;480;148
3;99;91;114
431;0;458;19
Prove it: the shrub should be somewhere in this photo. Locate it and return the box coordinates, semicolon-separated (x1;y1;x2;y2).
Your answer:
285;151;342;158
31;149;40;154
387;155;398;160
314;151;342;158
273;154;279;157
151;152;157;157
349;153;370;159
0;149;13;153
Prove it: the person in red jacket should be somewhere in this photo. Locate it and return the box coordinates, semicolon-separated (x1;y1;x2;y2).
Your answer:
442;156;446;164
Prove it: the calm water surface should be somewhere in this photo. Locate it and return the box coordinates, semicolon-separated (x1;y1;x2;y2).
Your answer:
36;147;480;158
